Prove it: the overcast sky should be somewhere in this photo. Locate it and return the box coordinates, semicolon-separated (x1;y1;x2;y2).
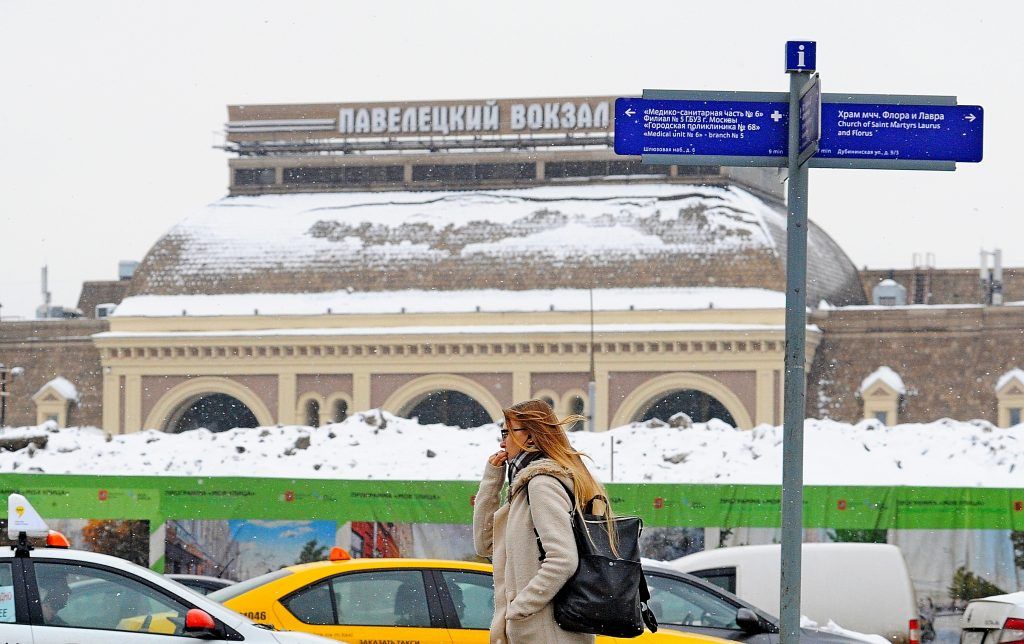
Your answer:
0;0;1019;318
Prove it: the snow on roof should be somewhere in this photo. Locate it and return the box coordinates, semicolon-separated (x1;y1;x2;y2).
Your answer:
34;377;78;402
112;286;786;318
128;184;866;306
996;368;1024;392
859;366;906;395
0;413;1021;487
94;322;797;341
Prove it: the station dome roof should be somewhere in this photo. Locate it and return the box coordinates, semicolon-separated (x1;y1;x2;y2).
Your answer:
126;183;866;309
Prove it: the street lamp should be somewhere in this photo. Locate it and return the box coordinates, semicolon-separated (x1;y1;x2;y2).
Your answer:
0;364;25;428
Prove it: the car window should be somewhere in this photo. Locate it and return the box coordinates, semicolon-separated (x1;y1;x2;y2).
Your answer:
646;573;740;629
331;570;430;628
0;562;15;623
34;562;190;635
282;581;334;625
690;567;738;594
440;570;493;630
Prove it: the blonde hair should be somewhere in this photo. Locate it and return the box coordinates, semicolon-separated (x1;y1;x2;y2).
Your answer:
504;399;618;553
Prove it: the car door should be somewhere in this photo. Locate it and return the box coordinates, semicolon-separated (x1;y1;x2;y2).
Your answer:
432;569;493;644
0;558;33;643
274;568;452;643
645;572;773;644
26;559;219;644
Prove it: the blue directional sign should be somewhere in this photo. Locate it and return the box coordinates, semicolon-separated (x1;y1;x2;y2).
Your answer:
615;97;983;163
818;103;983;162
615;97;788;158
786;41;816;72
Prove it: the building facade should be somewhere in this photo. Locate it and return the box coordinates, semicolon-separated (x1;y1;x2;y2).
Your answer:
1;95;1021;432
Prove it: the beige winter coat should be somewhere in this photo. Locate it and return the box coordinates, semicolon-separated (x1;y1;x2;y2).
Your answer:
473;458;594;644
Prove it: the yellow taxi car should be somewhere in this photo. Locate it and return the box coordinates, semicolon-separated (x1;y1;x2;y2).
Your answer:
209;550;730;644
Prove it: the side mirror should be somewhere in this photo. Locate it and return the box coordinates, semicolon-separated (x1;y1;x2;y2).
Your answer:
736;607;765;634
184;609;220;638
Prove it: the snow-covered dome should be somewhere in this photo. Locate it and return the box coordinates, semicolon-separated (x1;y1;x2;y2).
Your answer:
127;183;866;306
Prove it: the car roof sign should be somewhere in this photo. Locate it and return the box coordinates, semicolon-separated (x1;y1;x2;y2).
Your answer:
8;494;49;540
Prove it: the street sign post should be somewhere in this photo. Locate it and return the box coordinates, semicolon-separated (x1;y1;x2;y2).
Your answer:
615;41;984;644
780;64;811;644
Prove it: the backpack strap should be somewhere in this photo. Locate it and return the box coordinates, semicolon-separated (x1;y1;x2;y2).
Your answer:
524;474;576;562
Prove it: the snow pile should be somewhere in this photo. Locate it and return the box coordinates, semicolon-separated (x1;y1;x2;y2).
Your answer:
800;617;890;644
858;366;906;395
0;413;1022;485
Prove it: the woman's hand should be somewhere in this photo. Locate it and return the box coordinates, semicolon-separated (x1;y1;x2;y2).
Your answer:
488;450;508;467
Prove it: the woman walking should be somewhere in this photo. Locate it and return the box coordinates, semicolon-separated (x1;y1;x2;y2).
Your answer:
473;399;613;644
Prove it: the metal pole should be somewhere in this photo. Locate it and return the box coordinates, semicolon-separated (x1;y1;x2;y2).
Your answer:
0;365;7;428
781;70;810;644
588;287;597;433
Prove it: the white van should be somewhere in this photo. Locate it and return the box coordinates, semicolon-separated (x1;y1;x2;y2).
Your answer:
668;543;919;643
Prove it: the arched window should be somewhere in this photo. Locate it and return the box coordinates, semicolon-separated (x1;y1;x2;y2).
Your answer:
567;394;586;432
640;390;737;426
405;390;492;429
333;398;348;423
532;390;559;412
305;399;321;427
169;394;259;433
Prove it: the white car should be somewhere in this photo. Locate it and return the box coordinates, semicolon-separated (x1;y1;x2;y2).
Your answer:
0;494;342;644
960;592;1024;644
668;543;921;643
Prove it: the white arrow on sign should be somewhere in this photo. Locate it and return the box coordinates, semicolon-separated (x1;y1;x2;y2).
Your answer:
965;113;976;122
625;108;636;117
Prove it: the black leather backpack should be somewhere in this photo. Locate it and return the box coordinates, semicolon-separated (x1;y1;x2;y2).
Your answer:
527;476;658;638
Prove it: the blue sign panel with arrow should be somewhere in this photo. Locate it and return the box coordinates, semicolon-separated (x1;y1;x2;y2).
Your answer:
615;97;788;158
819;103;983;162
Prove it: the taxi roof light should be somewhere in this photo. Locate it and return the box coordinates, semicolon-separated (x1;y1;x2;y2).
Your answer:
46;530;70;549
329;546;351;561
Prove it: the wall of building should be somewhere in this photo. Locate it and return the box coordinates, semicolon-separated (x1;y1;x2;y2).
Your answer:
809;306;1024;423
0;320;108;427
860;268;1022;305
77;280;131;319
95;307;795;433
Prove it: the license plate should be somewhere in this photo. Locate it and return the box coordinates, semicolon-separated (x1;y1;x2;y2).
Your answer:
961;631;986;644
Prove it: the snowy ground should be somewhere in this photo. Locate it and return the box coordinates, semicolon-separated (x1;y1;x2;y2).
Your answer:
1;412;1021;486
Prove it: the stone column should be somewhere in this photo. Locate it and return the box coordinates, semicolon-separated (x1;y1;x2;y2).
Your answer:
756;369;776;426
277;372;297;425
102;369;121;433
353;372;371;413
123;374;142;433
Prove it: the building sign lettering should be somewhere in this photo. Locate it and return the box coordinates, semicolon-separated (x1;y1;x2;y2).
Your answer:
228;96;613;142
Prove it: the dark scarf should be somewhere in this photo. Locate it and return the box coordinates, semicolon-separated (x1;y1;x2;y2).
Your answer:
506;450;545;494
